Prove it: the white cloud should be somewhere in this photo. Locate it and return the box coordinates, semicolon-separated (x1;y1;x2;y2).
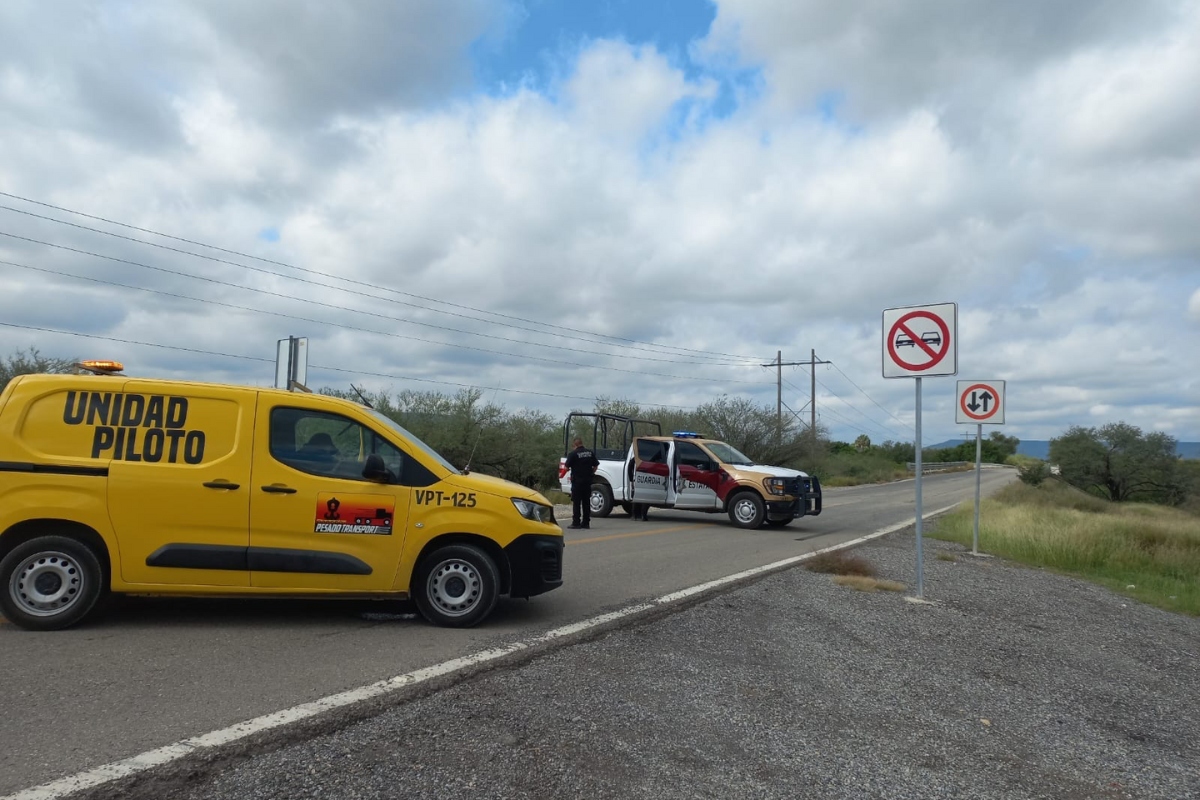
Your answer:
0;1;1196;446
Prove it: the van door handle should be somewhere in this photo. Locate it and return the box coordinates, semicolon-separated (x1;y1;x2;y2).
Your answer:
261;485;297;494
203;481;241;490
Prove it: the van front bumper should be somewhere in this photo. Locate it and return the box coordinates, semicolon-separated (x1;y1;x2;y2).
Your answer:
504;534;564;598
767;476;823;519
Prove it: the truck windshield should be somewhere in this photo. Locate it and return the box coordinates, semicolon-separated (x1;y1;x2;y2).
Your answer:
366;409;461;475
705;441;755;466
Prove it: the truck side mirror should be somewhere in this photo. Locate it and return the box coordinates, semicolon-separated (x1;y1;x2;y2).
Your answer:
362;453;391;483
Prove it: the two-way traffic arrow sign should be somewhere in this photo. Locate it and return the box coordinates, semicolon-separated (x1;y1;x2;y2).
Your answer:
956;380;1005;424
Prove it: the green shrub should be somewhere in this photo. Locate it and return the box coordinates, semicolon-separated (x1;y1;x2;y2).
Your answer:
1018;461;1049;486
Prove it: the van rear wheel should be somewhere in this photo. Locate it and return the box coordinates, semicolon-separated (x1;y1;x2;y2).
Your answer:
413;544;499;628
0;535;105;631
590;484;614;518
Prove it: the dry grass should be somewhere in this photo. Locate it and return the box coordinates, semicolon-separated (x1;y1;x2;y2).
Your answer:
932;480;1200;616
806;551;877;577
936;552;957;562
833;575;908;593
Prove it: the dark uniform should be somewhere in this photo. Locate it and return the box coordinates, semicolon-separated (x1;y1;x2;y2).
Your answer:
565;444;600;528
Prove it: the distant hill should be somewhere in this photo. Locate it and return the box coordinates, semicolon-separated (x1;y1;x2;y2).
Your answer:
926;439;1199;460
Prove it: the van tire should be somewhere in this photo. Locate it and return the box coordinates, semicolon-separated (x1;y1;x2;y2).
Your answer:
0;535;106;631
413;544;499;628
727;491;766;530
590;484;614;518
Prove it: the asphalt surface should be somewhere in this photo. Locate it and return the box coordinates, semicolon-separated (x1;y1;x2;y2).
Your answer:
0;469;1015;795
95;526;1200;800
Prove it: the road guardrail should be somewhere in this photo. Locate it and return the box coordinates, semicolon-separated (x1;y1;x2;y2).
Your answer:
906;461;969;473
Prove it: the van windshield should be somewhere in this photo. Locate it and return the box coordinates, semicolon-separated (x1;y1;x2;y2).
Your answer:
366;409;461;475
705;441;755;466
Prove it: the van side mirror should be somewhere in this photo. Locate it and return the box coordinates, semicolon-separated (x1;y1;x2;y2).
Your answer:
362;453;391;483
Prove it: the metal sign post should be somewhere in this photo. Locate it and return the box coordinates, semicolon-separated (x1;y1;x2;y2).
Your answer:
955;380;1006;557
883;302;958;602
275;336;309;391
914;377;924;597
973;423;982;554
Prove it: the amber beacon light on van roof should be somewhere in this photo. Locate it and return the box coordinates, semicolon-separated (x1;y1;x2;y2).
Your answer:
75;360;125;375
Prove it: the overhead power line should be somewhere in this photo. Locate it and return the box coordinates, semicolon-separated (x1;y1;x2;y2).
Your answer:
0;242;772;387
0;320;695;409
828;362;917;433
0;193;768;363
0;219;752;368
781;376;901;441
784;368;911;441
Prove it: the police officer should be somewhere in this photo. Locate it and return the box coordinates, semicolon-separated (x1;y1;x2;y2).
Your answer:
565;437;600;529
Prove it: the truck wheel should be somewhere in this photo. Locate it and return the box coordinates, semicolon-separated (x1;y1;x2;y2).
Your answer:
590;484;614;518
0;535;105;631
413;544;499;628
728;492;766;530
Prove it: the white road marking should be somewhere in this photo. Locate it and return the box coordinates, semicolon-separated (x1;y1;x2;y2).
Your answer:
3;503;961;800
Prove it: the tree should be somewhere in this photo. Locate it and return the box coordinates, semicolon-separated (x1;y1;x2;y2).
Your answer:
1050;422;1189;504
987;431;1020;458
1;348;77;391
854;434;871;452
877;439;915;464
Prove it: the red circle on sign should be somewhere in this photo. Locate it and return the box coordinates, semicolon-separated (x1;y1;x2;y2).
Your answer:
886;311;951;372
960;383;1000;421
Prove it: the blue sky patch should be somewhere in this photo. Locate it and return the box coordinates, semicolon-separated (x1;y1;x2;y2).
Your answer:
473;0;717;88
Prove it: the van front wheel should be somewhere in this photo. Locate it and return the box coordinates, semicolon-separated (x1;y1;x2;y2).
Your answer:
728;492;766;530
0;535;105;631
413;544;500;628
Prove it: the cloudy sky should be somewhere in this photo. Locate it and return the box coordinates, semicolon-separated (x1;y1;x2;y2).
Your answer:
1;0;1197;447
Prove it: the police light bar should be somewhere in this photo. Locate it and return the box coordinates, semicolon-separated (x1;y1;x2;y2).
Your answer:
76;360;125;375
673;431;703;438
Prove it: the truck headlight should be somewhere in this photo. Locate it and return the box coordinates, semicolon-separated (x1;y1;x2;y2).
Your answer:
512;498;556;524
763;477;788;496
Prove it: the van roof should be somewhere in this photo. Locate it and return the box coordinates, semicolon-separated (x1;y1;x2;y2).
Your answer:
639;434;722;446
9;373;368;410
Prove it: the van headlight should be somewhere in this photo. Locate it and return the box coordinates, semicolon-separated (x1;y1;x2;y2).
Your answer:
763;477;788;496
511;498;556;524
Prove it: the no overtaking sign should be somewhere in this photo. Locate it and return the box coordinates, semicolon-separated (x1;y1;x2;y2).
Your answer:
882;303;957;378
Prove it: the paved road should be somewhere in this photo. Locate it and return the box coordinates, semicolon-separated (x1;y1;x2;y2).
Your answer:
0;469;1015;795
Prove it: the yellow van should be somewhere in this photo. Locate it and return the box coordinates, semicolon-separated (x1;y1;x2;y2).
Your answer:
0;367;563;631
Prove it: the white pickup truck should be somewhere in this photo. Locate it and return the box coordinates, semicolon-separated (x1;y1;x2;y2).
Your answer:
558;414;822;529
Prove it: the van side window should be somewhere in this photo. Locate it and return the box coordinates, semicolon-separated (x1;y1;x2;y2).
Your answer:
674;441;710;468
270;407;405;483
637;440;668;463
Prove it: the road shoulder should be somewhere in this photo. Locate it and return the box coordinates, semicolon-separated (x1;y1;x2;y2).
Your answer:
88;525;1200;800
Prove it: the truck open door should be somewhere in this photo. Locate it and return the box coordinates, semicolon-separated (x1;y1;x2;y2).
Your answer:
628;437;670;506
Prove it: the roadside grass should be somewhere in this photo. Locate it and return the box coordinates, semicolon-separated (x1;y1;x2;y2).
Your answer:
833;575;907;593
931;480;1200;616
817;453;910;487
542;488;571;505
806;551;877;577
936;552;957;562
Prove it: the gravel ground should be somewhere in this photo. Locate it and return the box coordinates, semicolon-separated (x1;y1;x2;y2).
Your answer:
101;527;1199;800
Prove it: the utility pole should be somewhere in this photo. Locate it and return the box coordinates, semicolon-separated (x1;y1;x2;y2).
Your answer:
776;350;782;440
810;349;817;450
762;350;830;446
